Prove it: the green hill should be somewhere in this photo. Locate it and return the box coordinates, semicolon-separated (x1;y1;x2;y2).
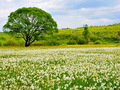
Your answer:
0;23;120;46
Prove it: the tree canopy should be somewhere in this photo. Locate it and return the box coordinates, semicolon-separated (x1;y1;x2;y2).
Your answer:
3;7;58;47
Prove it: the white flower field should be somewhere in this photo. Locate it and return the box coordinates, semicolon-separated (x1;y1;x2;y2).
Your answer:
0;47;120;89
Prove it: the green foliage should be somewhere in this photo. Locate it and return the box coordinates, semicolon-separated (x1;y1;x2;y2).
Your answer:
116;31;120;42
77;39;86;44
32;41;42;46
94;40;102;44
6;39;17;46
0;33;24;46
1;23;120;46
41;39;62;46
67;40;77;45
0;40;7;46
3;7;58;47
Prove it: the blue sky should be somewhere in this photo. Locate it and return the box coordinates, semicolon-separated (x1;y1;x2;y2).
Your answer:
0;0;120;31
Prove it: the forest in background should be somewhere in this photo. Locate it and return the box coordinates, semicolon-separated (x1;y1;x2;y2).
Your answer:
0;23;120;46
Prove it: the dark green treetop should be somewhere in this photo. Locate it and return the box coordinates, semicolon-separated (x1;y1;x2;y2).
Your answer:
3;7;58;47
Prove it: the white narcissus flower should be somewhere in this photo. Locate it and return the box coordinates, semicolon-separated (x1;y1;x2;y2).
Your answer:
0;47;120;89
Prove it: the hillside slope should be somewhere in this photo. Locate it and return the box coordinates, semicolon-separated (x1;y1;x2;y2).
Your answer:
0;23;120;46
37;23;120;45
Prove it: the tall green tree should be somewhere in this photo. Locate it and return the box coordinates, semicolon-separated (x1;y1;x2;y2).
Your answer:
3;7;58;47
83;24;90;44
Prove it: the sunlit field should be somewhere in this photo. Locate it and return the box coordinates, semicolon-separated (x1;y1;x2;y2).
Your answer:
0;47;120;89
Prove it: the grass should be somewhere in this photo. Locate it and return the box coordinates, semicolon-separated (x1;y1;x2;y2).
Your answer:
0;47;120;89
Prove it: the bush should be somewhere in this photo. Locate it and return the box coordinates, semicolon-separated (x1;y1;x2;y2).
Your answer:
6;39;17;46
94;40;102;44
41;39;62;46
0;37;6;40
103;42;109;44
32;41;42;46
67;40;77;45
0;40;7;46
90;36;102;42
77;39;86;44
16;39;25;46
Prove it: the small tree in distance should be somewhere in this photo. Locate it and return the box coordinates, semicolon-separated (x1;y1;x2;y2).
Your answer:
3;7;58;47
83;24;90;44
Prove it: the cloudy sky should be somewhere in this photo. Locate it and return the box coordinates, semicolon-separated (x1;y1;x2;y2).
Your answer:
0;0;120;31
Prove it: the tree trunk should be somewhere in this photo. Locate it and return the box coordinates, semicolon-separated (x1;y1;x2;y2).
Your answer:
25;40;30;47
24;35;35;47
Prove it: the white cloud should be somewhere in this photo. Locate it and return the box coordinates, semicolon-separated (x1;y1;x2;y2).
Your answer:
54;14;120;28
6;0;14;2
24;0;67;10
67;5;120;18
0;8;15;18
23;0;84;12
0;8;16;31
83;18;117;26
58;4;120;28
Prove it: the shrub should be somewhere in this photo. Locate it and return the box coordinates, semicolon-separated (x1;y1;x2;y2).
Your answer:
6;39;17;46
94;40;102;44
16;39;25;46
41;39;61;46
0;37;6;40
32;41;42;46
103;42;109;44
67;40;77;45
90;35;102;42
77;39;86;44
0;40;7;46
